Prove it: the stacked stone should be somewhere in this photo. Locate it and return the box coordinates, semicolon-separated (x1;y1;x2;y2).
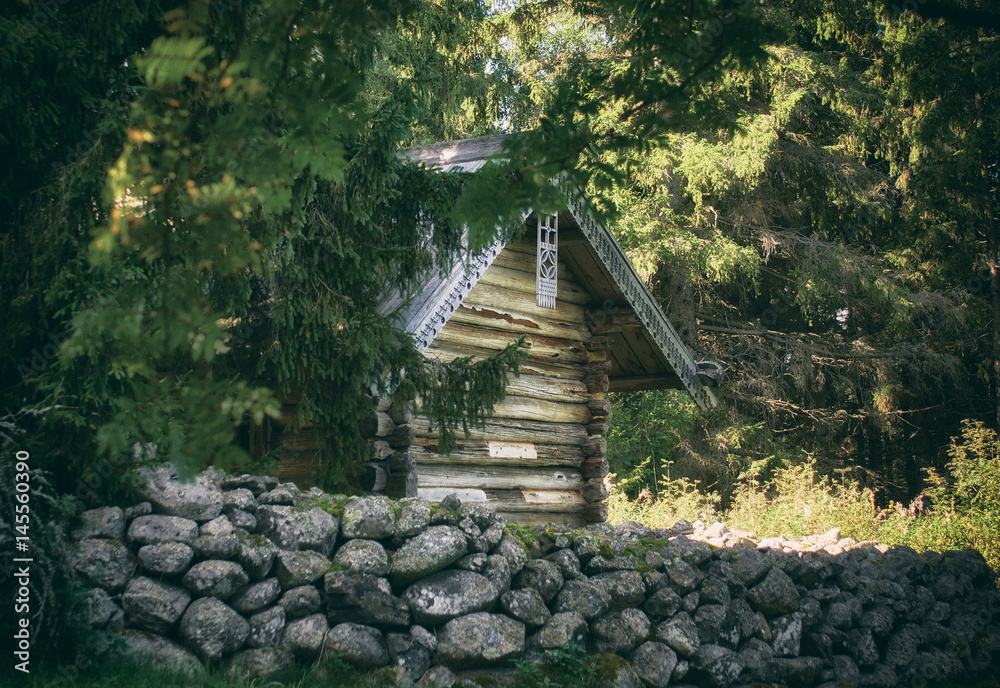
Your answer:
69;467;1000;687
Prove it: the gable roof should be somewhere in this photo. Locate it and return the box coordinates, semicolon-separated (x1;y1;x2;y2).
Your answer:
388;134;719;411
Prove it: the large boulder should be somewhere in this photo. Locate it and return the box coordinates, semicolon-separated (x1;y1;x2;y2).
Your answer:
341;496;396;540
324;622;389;668
436;612;525;667
589;608;651;655
136;465;224;522
284;612;329;659
500;588;551;628
230;577;282;614
552;578;610;620
138;542;195;576
256;505;338;556
748;568;800;617
531;611;588;650
390;526;468;586
630;641;678;688
180;597;250;660
403;569;500;626
71;539;135;593
513;559;564;604
274;549;331;588
333;538;390;576
326;571;411;627
127;514;199;546
72;506;125;541
113;629;204;677
121;576;191;633
237;534;277;580
182;560;249;600
247;605;286;649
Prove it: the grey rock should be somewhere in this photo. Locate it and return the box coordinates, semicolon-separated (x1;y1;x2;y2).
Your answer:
124;502;153;520
230;577;281;614
191;534;239;560
665;536;713;566
846;628;880;666
861;604;895;638
247;605;285;649
225;507;257;531
748;568;801;616
771;612;803;657
180;597;250;660
546;548;581;578
513;559;564;604
279;584;322;618
437;612;525;667
284;612;328;658
324;622;389;668
590;608;651;654
72;506;125;541
832;654;861;686
664;558;701;593
591;570;646;610
228;647;295;681
113;629;204;676
459;502;498;530
495;532;529;573
222;488;257;512
586;554;639;574
342;496;396;539
237;534;276;580
136;465;224;522
396;498;432;538
256;505;338;556
480;521;505;552
388;632;432;682
128;514;199;546
692;643;742;688
138;542;195;576
182;560;249;599
699;577;732;606
220;474;278;496
630;641;678;688
656;612;700;658
326;570;411;627
417;665;457;688
333;538;390;575
455;553;488;572
391;526;468;586
643;586;682;621
122;576;191;633
729;597;770;642
72;539;135;593
731;549;773;586
274;549;331;588
403;569;499;626
483;553;515;593
759;657;824;687
83;587;122;629
532;611;588;649
553;578;610;620
681;591;700;613
694;604;728;644
500;588;551;627
258;486;297;505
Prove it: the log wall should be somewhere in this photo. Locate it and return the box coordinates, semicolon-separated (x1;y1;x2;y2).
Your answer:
410;236;610;526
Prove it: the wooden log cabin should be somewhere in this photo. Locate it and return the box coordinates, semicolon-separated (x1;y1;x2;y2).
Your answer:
274;134;721;526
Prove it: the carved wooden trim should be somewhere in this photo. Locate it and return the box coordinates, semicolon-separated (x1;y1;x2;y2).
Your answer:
555;175;718;411
536;213;558;308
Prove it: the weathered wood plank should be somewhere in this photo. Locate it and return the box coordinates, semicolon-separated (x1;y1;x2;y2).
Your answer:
424;343;587;380
503;375;590;404
464;280;587;325
485;488;587;511
497;511;587;527
411;440;584;467
607;375;685;393
280;428;321;451
416;465;584;491
493;245;575;280
412;416;588;446
479;264;592;305
449;304;590;342
490;394;590;424
433;321;590;366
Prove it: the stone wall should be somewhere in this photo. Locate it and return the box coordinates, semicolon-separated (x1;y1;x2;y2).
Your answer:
69;466;1000;687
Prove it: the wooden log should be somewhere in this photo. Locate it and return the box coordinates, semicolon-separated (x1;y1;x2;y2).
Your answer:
585;348;609;363
582;437;607;457
416;465;584;491
375;397;393;412
412;416;588;446
449;304;590;343
275;449;320;489
433;321;589;366
478;264;593;306
385;471;417;499
497;511;587;527
281;427;321;451
585;373;609;394
588;399;612;418
424;346;587;380
418;487;489;503
586;309;642;335
493;241;575;280
583;336;612;352
584;502;609;523
412;442;584;468
484;488;587;511
584;360;613;375
580;458;609;480
582;478;610;503
388;400;413;425
421;392;587;425
389;450;416;473
464;280;587;325
586;419;610;436
502;375;590;405
386;424;415;448
359;410;395;439
370;440;393;461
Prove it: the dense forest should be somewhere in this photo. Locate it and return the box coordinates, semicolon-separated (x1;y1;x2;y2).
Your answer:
2;0;999;514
